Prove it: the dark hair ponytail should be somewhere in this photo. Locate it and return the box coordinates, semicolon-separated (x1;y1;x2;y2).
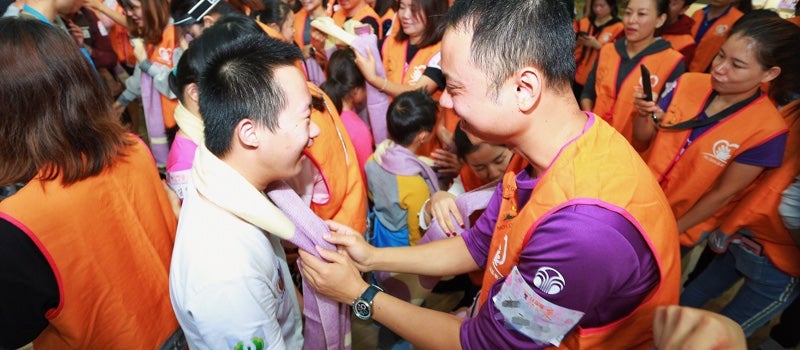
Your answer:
320;48;366;112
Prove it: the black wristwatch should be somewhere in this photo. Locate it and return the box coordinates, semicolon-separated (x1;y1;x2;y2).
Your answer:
352;284;383;321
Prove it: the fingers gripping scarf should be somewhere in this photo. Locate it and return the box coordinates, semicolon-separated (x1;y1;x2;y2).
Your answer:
192;146;351;350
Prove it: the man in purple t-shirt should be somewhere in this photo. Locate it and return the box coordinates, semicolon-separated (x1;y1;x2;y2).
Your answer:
299;0;679;348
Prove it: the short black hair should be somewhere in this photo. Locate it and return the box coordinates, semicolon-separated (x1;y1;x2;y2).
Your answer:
199;34;303;156
169;14;264;102
444;0;575;97
387;90;438;146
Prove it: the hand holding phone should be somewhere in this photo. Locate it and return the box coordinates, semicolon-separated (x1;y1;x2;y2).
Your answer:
640;64;653;102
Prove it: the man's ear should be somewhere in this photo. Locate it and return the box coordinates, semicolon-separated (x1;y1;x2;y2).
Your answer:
515;67;542;112
186;83;200;104
236;118;260;148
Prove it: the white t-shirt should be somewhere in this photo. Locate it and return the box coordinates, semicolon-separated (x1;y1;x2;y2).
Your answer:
169;187;303;350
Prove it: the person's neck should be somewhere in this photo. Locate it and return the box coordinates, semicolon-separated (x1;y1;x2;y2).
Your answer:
708;5;729;19
223;153;274;192
26;2;56;21
595;14;612;26
626;36;655;58
404;141;421;154
342;98;354;113
511;92;588;176
713;86;760;110
309;6;325;19
409;34;422;45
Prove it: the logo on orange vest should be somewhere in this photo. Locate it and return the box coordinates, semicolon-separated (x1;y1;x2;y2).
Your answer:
715;24;730;36
408;65;426;85
490;235;509;279
533;267;565;295
639;74;659;89
703;139;739;167
158;47;173;64
600;32;612;43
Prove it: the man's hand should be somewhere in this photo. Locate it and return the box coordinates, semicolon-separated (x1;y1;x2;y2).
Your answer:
299;246;369;304
320;220;376;271
653;306;746;350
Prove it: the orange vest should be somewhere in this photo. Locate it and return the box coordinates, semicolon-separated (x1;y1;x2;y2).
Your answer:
689;7;743;72
574;17;623;86
661;33;695;65
645;73;787;247
333;5;381;39
381;37;459;157
788;16;800;27
0;139;178;349
293;8;311;47
592;44;683;142
305;84;369;232
480;116;680;349
378;8;395;38
148;25;179;129
719;101;800;277
110;4;135;66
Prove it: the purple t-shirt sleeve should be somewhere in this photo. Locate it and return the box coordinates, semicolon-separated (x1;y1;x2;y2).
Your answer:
734;132;786;168
459;205;659;349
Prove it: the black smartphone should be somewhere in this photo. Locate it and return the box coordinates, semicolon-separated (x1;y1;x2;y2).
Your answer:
640;64;653;102
576;31;588;37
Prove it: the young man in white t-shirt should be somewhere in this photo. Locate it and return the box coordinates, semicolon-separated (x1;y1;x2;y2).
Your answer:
169;31;319;349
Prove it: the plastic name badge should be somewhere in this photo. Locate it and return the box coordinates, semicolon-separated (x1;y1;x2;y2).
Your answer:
492;266;584;346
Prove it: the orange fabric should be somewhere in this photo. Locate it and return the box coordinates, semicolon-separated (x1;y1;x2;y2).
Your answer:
258;19;286;40
788;16;800;27
479;116;680;349
293;8;310;47
378;8;395;38
592;45;683;142
661;33;695;65
0;138;178;349
574;18;623;86
688;7;742;72
719;101;800;277
109;4;135;66
148;25;179;129
305;84;369;232
333;5;381;39
645;73;787;247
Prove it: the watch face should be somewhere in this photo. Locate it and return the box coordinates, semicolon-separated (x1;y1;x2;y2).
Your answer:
353;300;372;320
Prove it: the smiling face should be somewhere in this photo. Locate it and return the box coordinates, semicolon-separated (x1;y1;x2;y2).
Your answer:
439;29;518;144
123;0;144;27
258;66;320;180
398;0;426;44
623;0;665;44
710;33;778;98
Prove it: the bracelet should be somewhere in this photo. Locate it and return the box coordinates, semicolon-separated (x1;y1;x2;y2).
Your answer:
379;77;388;92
